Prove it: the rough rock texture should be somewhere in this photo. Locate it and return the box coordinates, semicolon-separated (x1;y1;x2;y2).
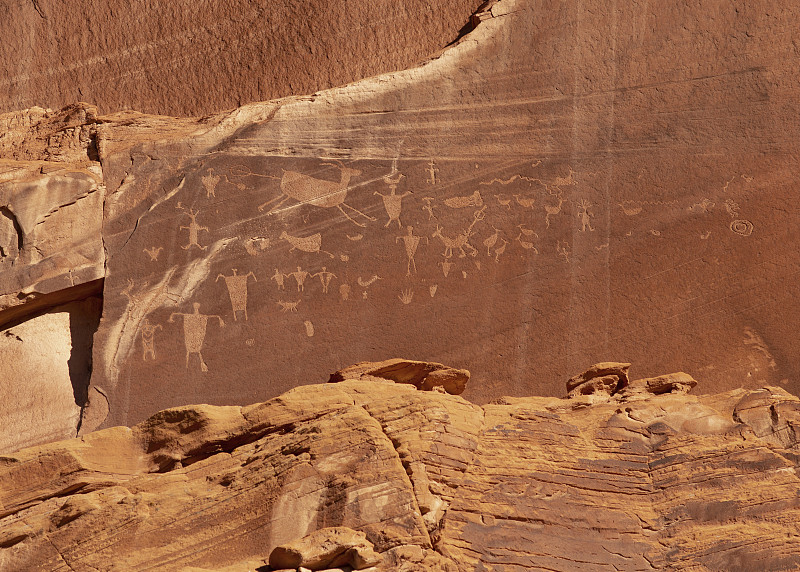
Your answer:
329;358;470;395
1;0;799;445
2;363;800;571
0;0;479;116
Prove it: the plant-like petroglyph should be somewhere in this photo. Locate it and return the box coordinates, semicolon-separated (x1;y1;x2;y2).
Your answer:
577;198;595;232
432;206;486;258
556;241;571;263
201;168;220;198
139;318;162;361
516;225;538;252
375;171;411;228
279;230;335;258
216;268;256;321
495;195;512;209
730;219;754;236
277;300;300;312
176;203;209;251
397;226;427;276
687;198;715;214
398;288;414;305
426;159;438;185
357;275;382;287
304;320;315;337
311;267;337;293
515;195;535;208
339;283;351;301
544;192;566;228
143;246;163;261
243;236;269;256
422;197;437;220
444;190;483;209
286;266;311;292
168;303;224;372
258;160;376;227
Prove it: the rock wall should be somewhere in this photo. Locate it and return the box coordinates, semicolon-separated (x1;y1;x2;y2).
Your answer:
2;363;800;570
0;0;799;445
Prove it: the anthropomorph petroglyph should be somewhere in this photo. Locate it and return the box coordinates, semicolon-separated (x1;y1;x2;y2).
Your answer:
277;300;300;312
216;268;256;320
279;230;334;258
270;268;286;290
140;318;162;361
202;168;220;198
375;171;411;228
311;267;337;293
259;160;375;227
432;206;486;258
422;197;437;220
577;198;595;232
143;246;163;261
177;203;209;251
557;241;571;263
286;266;311;292
426;159;438;185
396;226;427;276
168;303;224;372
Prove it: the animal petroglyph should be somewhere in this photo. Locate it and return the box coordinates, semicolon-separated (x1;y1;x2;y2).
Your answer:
277;300;300;312
494;238;509;262
280;231;334;258
339;283;351;301
176;203;209;251
346;234;363;241
730;219;754;236
432;206;486;258
243;237;269;256
168;303;224;372
375;171;411;228
304;320;315;337
259;160;376;227
516;225;538;252
422;197;437;220
311;267;337;293
357;275;382;287
515;195;535;208
286;267;311;292
398;289;414;305
725;199;741;218
397;226;427;276
551;167;577;190
444;190;482;209
201;168;220;198
577;198;595;232
216;269;256;320
143;246;163;261
139;318;162;361
426;159;438;185
556;241;571;263
484;226;501;255
688;198;715;213
495;195;512;209
544;193;566;228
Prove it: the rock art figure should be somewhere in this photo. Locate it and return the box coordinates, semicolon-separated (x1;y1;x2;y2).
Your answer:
398;288;414;305
357;275;381;287
277;300;300;312
484;225;501;255
177;203;209;251
243;236;269;256
557;240;571;263
494;238;509;262
259;160;375;227
169;303;224;372
495;195;512;209
374;171;411;228
514;195;535;208
577;198;595;232
426;159;438;185
421;197;437;220
396;226;427;276
439;260;454;277
139;318;162;361
444;190;482;209
143;246;163;261
339;283;350;301
544;192;565;228
216;268;256;321
516;225;538;252
279;231;334;258
270;268;287;290
201;168;220;198
304;320;315;337
311;267;337;293
286;266;311;292
431;206;486;258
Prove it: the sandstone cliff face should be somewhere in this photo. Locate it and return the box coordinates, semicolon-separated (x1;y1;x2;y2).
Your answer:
2;364;800;571
1;0;799;451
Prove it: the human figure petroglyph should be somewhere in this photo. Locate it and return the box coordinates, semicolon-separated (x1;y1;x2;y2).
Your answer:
577;198;595;232
216;268;256;321
140;318;162;361
169;303;224;372
143;246;163;261
311;267;337;293
277;300;300;312
431;206;486;258
375;171;411;228
270;268;286;290
177;203;209;250
557;241;571;263
426;159;438;185
422;197;437;220
259;160;376;227
396;226;427;276
286;266;311;292
279;230;335;258
202;168;220;198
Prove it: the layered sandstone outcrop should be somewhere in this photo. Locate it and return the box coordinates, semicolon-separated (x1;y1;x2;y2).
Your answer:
1;0;799;453
2;362;800;571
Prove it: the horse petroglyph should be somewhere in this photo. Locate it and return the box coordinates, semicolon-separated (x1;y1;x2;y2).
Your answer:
169;303;224;372
216;269;256;321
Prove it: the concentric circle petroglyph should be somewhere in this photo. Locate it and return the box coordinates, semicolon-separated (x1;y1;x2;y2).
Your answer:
730;219;754;236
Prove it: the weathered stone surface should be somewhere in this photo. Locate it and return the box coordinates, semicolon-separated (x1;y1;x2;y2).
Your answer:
268;526;381;570
2;364;800;570
0;0;799;441
329;358;470;395
0;0;479;117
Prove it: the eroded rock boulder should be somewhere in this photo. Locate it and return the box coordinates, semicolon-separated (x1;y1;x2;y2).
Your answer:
268;527;381;571
329;358;470;395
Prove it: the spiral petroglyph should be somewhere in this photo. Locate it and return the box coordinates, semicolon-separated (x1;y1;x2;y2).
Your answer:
730;219;754;236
